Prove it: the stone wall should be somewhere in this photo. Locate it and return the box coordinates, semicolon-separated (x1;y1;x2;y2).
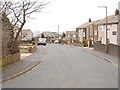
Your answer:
0;13;2;60
29;45;37;53
19;45;37;53
0;52;20;67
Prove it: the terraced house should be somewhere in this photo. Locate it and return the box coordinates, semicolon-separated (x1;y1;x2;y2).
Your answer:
76;19;99;46
66;31;76;43
93;10;119;45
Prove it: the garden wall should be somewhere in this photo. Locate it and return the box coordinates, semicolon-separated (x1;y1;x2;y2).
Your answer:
0;52;20;67
94;42;120;56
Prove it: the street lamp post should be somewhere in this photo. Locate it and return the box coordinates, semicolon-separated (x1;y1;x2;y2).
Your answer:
98;6;108;53
58;25;59;41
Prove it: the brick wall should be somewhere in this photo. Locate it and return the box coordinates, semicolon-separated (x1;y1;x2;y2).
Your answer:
108;44;119;56
93;25;98;42
94;42;120;56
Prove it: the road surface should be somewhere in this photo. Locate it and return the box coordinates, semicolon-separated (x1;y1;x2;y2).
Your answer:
3;44;118;88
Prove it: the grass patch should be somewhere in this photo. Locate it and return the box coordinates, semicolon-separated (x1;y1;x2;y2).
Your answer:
20;48;28;53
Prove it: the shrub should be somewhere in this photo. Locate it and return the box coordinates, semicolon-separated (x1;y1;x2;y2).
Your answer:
83;40;88;47
32;41;36;45
89;39;93;47
98;41;101;44
59;39;68;44
75;40;80;43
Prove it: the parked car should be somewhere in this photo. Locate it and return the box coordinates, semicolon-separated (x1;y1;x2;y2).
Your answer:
37;38;46;46
54;40;59;44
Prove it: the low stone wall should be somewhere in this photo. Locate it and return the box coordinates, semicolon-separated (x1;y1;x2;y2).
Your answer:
67;43;77;46
0;52;20;67
29;45;37;53
19;45;37;53
67;43;84;47
76;43;84;47
94;42;120;56
118;47;120;59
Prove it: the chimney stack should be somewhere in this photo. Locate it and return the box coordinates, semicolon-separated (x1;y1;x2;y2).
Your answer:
89;18;91;22
115;9;119;16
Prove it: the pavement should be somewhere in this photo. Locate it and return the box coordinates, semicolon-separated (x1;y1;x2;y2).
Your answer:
20;53;32;59
67;45;118;66
0;46;46;83
0;44;118;84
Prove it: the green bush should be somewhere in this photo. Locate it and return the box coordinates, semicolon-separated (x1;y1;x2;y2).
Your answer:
32;41;36;45
98;41;101;44
59;39;68;44
75;40;80;43
32;37;35;41
21;40;33;44
83;40;88;47
89;39;93;47
83;39;93;47
20;48;28;53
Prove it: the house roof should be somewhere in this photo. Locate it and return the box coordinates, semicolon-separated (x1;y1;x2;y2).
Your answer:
22;29;32;36
37;32;59;38
93;15;118;25
51;32;59;37
43;32;53;37
76;20;98;29
66;31;76;35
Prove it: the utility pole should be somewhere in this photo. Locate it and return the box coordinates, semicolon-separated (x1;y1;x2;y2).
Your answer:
105;6;108;53
118;2;120;58
58;25;59;41
98;6;108;53
118;1;120;45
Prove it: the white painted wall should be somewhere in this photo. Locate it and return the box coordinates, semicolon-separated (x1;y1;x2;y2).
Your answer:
98;24;118;45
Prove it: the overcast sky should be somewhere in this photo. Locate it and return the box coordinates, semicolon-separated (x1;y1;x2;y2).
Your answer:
23;0;120;36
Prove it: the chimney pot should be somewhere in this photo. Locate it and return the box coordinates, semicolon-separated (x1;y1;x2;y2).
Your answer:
115;9;119;16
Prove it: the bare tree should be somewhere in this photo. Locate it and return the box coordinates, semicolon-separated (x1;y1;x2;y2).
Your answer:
1;0;50;54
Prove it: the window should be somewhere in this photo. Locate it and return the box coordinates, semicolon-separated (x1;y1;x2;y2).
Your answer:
107;25;111;33
112;31;117;35
73;35;76;37
98;26;103;31
83;32;85;37
107;25;111;30
99;37;103;44
68;35;70;37
94;30;97;35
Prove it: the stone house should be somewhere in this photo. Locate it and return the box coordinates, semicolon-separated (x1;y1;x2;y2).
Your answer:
14;26;22;41
37;32;59;43
22;29;33;40
66;31;76;43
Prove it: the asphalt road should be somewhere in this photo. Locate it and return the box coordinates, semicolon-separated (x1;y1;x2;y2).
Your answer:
3;44;118;88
